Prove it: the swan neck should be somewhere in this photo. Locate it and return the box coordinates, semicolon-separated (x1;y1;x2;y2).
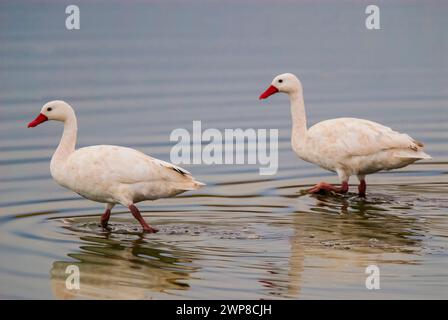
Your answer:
290;91;307;136
53;115;77;164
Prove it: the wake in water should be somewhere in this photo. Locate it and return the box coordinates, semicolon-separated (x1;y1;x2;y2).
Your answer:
63;219;262;240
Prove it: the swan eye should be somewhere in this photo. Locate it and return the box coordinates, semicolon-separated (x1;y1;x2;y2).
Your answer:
47;107;52;112
278;79;283;83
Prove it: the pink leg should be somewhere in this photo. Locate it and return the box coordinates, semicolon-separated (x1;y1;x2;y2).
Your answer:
308;181;349;194
129;204;159;233
100;209;111;229
358;180;366;197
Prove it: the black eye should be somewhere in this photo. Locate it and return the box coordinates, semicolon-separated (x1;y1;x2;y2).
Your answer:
278;79;283;83
47;107;52;112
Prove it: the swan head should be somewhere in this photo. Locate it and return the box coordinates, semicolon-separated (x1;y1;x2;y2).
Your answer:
28;100;75;128
259;73;302;99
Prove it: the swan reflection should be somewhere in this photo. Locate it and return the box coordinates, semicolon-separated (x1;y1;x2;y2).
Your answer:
51;231;199;299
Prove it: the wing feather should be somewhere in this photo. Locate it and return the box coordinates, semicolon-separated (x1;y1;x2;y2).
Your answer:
306;118;425;158
68;145;198;186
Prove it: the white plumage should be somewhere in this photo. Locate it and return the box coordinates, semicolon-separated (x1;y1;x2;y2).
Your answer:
52;145;202;204
28;100;204;232
260;73;430;196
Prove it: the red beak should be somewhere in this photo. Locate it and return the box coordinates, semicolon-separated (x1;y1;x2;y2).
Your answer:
28;113;48;128
259;85;279;100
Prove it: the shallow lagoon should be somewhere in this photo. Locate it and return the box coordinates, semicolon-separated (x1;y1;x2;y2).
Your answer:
0;1;447;299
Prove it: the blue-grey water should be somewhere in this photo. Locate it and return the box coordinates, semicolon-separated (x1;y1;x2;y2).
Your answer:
0;0;447;299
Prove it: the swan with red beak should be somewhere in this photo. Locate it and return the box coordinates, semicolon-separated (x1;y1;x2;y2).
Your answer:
28;100;204;232
259;73;431;197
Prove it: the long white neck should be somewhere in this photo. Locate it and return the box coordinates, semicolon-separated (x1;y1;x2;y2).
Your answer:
52;114;77;165
289;91;307;148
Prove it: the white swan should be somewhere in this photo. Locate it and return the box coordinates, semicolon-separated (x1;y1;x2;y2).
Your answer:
259;73;431;197
28;100;204;233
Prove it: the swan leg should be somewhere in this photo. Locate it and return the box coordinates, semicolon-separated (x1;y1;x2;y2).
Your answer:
308;181;349;194
100;203;115;230
129;204;159;233
357;175;366;197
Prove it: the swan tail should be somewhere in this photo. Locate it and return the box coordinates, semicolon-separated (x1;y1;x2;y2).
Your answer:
394;150;432;160
173;179;205;191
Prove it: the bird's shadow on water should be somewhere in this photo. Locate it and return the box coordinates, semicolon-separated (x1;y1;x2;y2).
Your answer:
288;188;430;255
50;215;266;299
241;189;431;299
239;186;433;299
50;229;200;299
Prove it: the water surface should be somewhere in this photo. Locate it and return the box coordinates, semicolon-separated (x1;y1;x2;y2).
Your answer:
0;1;447;299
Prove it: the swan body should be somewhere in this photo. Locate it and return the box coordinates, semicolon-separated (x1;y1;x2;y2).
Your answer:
28;100;204;232
297;117;429;175
51;145;200;204
259;73;430;196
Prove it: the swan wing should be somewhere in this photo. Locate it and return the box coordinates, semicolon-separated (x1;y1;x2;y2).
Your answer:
66;145;203;189
306;118;428;158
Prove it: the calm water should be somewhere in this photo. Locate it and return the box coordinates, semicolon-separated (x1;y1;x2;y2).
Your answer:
1;1;447;299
